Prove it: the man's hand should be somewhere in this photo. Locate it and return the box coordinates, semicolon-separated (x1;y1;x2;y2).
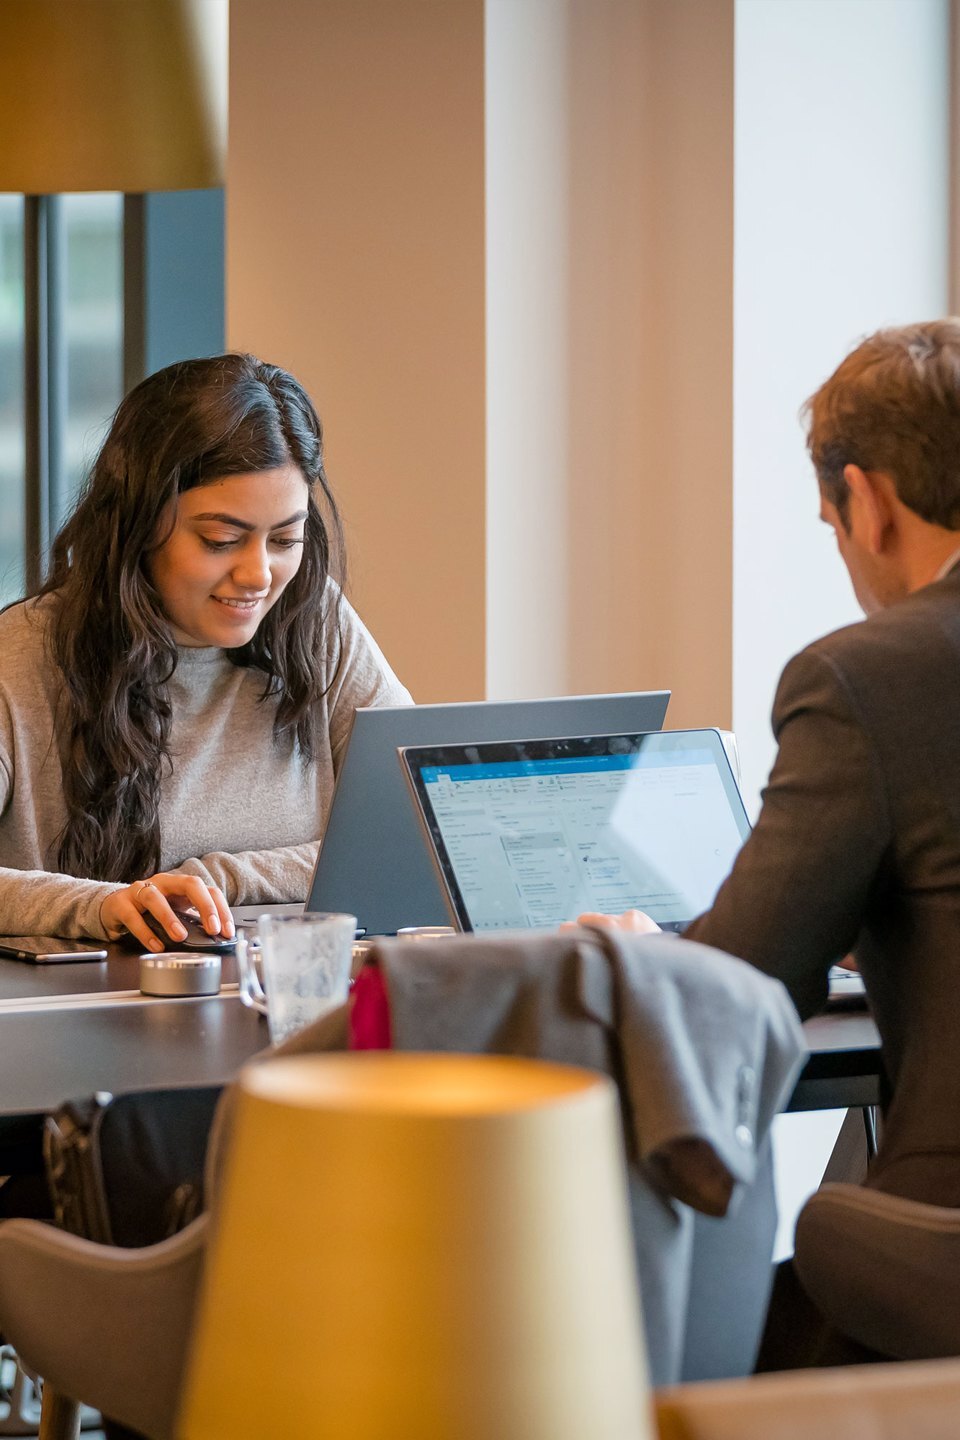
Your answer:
99;872;234;952
560;909;662;934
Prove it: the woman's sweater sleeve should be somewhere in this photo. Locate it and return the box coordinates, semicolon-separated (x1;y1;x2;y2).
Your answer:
0;867;124;940
323;590;413;770
0;679;124;939
174;841;317;907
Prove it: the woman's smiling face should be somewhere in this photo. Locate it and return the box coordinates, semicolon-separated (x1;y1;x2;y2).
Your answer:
148;464;310;648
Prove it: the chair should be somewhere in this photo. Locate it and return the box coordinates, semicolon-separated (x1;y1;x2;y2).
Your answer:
0;1216;206;1439
793;1182;960;1361
0;929;805;1436
0;1087;231;1440
367;928;805;1384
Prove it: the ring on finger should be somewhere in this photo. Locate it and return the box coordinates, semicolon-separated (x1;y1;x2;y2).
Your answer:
134;880;156;908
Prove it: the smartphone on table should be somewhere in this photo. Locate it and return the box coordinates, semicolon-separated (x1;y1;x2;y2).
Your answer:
0;936;109;964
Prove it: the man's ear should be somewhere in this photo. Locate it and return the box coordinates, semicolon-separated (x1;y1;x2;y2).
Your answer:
842;464;896;554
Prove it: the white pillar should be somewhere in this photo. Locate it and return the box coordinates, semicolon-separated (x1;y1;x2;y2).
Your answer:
733;0;950;811
485;0;735;724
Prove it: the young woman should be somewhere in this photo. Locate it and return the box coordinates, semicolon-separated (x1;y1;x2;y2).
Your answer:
0;352;410;952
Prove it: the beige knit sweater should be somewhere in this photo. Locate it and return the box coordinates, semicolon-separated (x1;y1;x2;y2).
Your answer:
0;592;410;938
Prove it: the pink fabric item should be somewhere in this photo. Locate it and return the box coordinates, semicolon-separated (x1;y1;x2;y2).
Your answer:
349;964;392;1050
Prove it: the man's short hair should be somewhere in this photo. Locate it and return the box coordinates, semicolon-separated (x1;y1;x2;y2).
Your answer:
805;319;960;529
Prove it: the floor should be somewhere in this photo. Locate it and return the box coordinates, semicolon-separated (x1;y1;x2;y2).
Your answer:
0;1346;104;1437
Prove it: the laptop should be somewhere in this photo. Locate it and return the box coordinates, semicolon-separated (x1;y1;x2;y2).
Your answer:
399;726;869;1010
399;729;748;933
305;691;670;935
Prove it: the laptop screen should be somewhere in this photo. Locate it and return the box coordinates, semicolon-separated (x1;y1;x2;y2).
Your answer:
308;690;670;934
400;730;751;933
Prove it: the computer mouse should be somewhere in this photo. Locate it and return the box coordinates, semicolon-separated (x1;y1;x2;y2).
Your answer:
137;909;237;953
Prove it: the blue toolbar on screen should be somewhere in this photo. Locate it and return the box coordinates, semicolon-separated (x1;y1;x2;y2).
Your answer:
420;749;715;785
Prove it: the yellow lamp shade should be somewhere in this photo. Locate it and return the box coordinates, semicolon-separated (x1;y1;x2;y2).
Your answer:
0;0;226;193
179;1053;653;1440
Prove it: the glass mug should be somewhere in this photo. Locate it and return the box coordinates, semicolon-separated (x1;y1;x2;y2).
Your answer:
236;912;356;1045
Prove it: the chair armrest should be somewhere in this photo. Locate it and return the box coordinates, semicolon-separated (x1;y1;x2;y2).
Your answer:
0;1214;207;1440
655;1357;960;1439
794;1183;960;1360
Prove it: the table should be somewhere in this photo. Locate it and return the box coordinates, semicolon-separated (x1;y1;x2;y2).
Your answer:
787;1009;882;1112
0;948;239;1008
0;944;882;1120
0;994;267;1119
0;946;265;1124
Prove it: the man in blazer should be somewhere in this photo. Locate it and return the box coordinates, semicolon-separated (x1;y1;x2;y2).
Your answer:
594;319;960;1210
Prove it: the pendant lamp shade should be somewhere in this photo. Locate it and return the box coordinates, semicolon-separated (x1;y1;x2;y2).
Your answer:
179;1053;653;1440
0;0;227;193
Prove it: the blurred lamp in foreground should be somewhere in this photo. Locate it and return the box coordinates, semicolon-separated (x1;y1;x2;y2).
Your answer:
0;0;226;193
179;1053;653;1440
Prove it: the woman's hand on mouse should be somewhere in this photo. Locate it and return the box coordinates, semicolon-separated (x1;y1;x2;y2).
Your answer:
100;872;234;952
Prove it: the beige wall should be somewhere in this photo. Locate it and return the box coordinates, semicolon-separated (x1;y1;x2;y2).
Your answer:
228;0;734;721
228;0;486;702
627;0;734;730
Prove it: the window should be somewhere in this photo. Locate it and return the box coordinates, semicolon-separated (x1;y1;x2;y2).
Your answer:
0;196;24;604
0;192;123;606
63;193;123;513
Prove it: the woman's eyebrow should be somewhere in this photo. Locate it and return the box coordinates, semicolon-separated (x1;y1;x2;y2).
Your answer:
190;509;309;530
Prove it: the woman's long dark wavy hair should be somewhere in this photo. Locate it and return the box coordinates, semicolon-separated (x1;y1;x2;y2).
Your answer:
37;353;345;883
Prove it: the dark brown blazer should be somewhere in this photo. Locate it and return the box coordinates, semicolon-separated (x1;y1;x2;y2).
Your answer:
687;564;960;1204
